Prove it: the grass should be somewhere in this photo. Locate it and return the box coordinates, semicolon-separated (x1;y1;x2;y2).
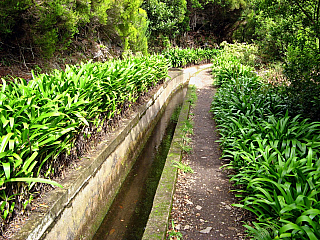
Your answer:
167;219;183;240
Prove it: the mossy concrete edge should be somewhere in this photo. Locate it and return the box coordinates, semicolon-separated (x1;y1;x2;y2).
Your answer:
142;64;212;240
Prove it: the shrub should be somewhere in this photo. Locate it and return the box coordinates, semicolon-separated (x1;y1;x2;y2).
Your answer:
0;0;147;57
163;47;218;68
0;54;169;228
284;41;320;121
211;51;320;239
219;41;261;68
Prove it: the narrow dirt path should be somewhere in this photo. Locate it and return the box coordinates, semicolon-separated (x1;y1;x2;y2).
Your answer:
169;69;247;239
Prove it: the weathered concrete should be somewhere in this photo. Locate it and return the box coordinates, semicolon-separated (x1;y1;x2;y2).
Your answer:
13;66;206;240
142;64;213;240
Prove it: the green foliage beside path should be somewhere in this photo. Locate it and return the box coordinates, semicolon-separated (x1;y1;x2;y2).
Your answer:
163;47;218;68
0;54;168;226
235;0;320;121
211;45;320;239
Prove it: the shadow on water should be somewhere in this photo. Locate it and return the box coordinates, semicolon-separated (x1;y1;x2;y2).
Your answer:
93;87;187;240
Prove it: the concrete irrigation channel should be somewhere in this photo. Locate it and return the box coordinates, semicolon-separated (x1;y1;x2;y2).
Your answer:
13;64;212;240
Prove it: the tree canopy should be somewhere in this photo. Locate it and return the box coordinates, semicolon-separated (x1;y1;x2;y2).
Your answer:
235;0;320;119
0;0;148;56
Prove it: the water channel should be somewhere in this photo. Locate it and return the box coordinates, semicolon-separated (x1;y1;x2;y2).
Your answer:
93;87;187;240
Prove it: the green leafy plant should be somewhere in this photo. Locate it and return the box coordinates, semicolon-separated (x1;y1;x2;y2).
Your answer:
142;0;188;49
211;45;320;239
172;161;194;174
177;117;194;154
177;139;193;153
167;219;183;240
163;47;218;68
0;54;170;225
187;85;197;106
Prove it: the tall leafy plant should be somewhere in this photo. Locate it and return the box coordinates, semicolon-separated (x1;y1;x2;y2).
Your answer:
211;49;320;239
163;47;218;68
235;0;320;120
0;54;169;227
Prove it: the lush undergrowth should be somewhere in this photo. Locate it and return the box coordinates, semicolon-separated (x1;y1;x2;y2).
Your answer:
0;54;169;226
163;47;218;68
0;48;216;231
211;44;320;239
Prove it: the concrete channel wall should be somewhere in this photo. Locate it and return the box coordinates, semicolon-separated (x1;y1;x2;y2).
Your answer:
13;66;205;240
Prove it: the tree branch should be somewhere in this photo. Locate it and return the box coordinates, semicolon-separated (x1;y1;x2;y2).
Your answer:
293;0;314;24
293;0;320;38
316;0;320;23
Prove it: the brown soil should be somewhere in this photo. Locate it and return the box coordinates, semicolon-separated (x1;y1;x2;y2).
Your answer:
0;38;121;82
169;70;249;239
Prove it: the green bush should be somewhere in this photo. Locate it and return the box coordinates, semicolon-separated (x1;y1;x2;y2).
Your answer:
211;55;320;239
211;42;259;86
163;47;218;68
0;54;169;226
127;7;149;55
219;41;261;68
284;39;320;121
0;0;148;57
235;0;320;121
142;0;188;48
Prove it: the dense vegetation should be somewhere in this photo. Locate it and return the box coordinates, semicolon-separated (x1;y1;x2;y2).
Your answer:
0;0;246;62
211;43;320;239
235;0;320;121
0;54;167;227
0;0;149;58
163;47;218;68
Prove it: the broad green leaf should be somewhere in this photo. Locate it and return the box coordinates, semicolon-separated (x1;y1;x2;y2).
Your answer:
0;133;13;153
2;162;10;179
5;177;63;188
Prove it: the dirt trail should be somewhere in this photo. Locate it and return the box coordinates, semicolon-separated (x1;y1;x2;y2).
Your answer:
170;69;247;239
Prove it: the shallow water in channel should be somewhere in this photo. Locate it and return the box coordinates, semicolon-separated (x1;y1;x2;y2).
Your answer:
92;87;186;240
